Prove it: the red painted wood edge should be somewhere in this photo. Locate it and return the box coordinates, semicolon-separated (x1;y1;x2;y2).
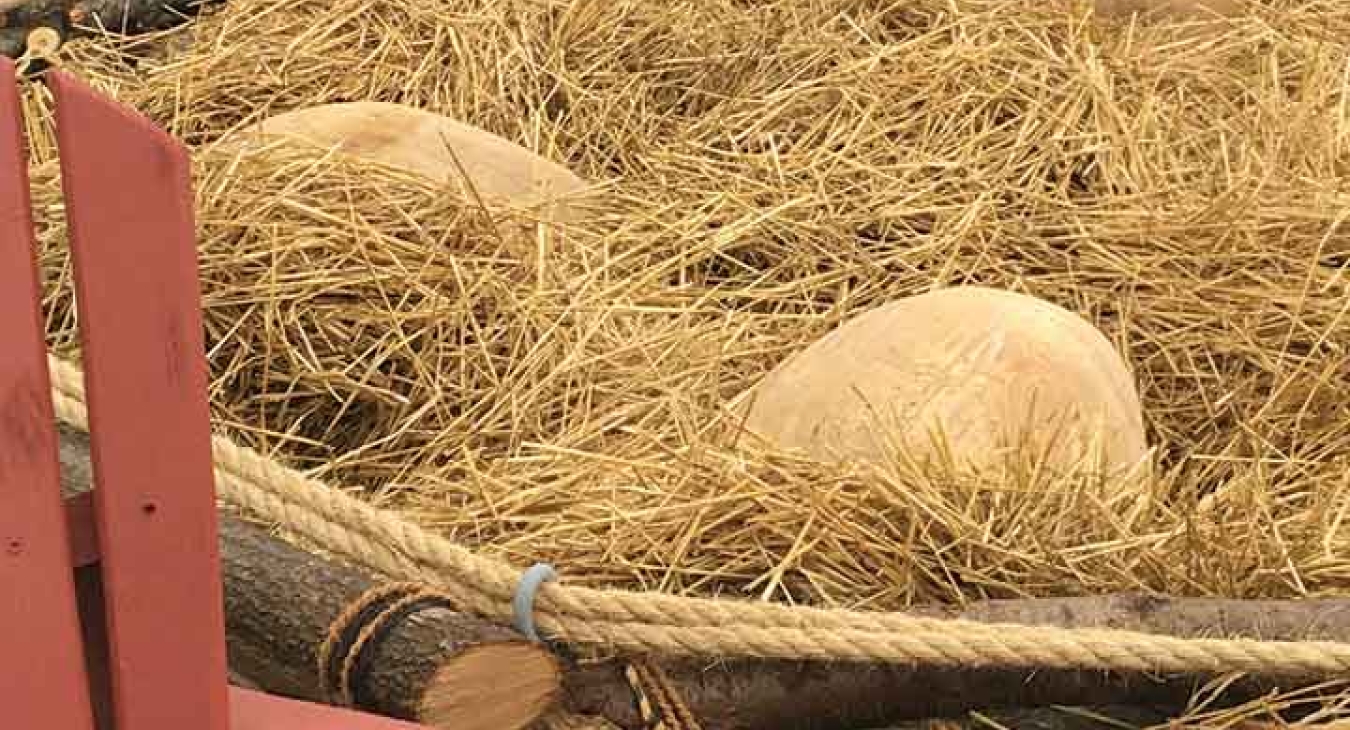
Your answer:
49;69;230;730
230;686;435;730
0;58;98;730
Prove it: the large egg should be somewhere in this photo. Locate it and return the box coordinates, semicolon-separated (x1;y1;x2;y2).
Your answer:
1084;0;1241;19
213;101;589;222
734;286;1149;477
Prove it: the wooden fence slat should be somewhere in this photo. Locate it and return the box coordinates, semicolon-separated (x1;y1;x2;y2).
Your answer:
50;68;229;730
0;58;98;730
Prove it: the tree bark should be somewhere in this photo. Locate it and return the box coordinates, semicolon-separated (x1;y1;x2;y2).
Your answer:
56;423;562;730
559;654;1346;730
880;706;1179;730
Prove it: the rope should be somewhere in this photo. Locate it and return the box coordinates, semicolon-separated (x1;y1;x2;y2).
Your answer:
44;353;1350;676
318;582;430;707
318;581;479;711
624;658;704;730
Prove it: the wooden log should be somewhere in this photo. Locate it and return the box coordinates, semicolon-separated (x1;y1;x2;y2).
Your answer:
220;515;563;730
556;586;1350;727
558;592;1350;729
0;0;220;58
52;421;1350;730
880;706;1177;730
560;654;1333;730
55;423;561;730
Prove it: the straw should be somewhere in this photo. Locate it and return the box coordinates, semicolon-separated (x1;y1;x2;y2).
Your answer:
16;0;1350;642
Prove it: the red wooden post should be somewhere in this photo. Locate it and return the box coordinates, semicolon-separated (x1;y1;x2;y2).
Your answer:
50;69;230;730
0;57;99;730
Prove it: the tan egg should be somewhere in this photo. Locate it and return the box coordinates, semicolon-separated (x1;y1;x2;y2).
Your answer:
734;286;1149;477
1084;0;1242;19
213;101;589;222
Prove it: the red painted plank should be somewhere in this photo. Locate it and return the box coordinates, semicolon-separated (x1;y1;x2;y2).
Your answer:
230;687;434;730
0;58;98;730
49;69;229;730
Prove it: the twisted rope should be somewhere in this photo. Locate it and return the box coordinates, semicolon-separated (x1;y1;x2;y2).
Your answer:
625;658;704;730
317;582;429;707
45;353;1350;675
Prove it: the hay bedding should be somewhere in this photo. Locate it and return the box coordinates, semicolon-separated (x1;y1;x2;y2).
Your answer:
18;0;1350;615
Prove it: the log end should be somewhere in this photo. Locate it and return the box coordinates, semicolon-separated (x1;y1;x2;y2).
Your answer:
417;642;563;730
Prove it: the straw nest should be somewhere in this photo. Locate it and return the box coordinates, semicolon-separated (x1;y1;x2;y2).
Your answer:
17;0;1350;621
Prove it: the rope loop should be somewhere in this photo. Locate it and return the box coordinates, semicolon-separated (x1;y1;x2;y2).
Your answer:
317;582;456;708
